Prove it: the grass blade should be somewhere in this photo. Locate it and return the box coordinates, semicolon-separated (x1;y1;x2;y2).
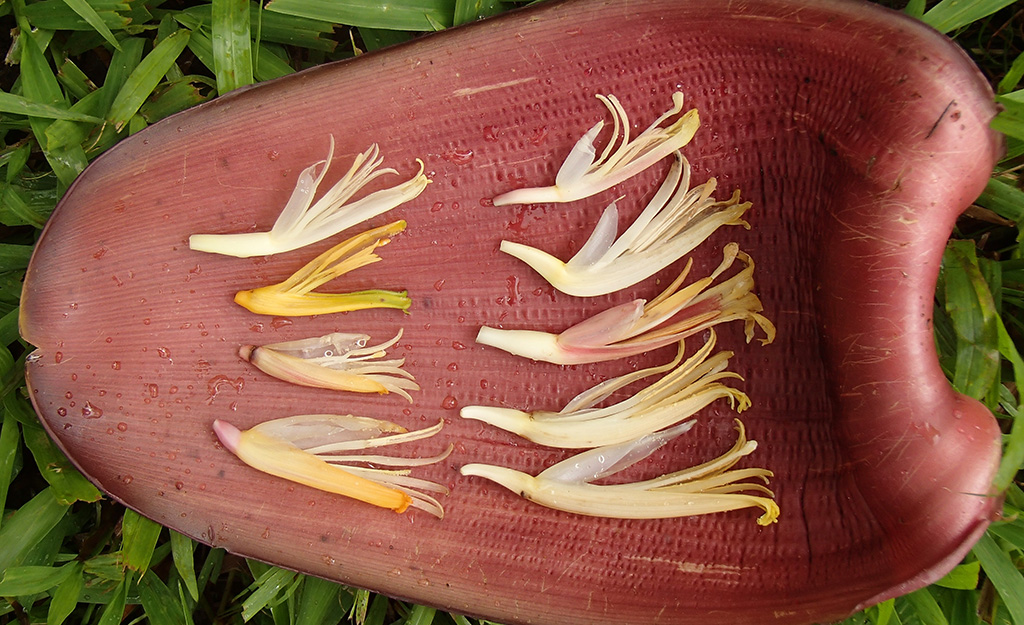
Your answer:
993;393;1023;492
97;35;145;115
212;0;254;93
932;560;981;590
404;603;436;625
0;243;34;271
922;0;1019;34
998;51;1024;94
19;414;103;505
0;488;68;571
60;0;122;49
0;411;18;530
943;241;1000;402
350;587;371;624
265;0;456;31
901;588;949;625
121;508;163;573
453;0;509;25
903;0;925;18
357;27;412;51
0;562;78;596
17;31;90;187
97;574;131;625
47;562;84;625
993;93;1024;142
242;565;299;622
0;182;53;228
976;177;1024;224
170;530;199;601
875;598;897;625
364;593;389;625
107;29;190;130
0;90;102;122
138;571;189;625
294;576;347;625
989;518;1024;551
972;532;1024;625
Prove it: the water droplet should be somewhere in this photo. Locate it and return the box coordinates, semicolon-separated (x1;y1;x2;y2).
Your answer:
267;150;280;161
82;402;103;419
447;362;458;372
112;361;121;370
431;201;444;213
440;147;474;165
157;347;172;361
207;375;245;403
122;475;134;484
504;275;524;305
116;422;128;431
175;481;184;490
452;341;466;351
57;407;67;417
441;395;458;410
270;317;292;329
148;384;159;398
55;352;63;364
433;279;446;291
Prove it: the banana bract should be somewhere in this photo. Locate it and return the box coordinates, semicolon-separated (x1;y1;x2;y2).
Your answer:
21;2;1002;624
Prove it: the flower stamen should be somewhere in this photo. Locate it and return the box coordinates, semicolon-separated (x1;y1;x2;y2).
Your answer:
460;419;778;525
233;221;411;316
214;415;451;518
475;243;775;364
190;137;429;257
462;331;749;447
492;92;699;206
240;329;419;402
499;151;751;296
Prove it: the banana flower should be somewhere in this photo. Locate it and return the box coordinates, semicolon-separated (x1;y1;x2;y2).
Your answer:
190;137;429;257
234;221;410;316
214;415;450;518
461;332;748;447
240;330;418;402
460;419;778;525
476;243;775;364
499;151;750;296
492;92;698;206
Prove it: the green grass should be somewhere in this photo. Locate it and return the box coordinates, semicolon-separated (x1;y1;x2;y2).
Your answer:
0;0;1022;624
